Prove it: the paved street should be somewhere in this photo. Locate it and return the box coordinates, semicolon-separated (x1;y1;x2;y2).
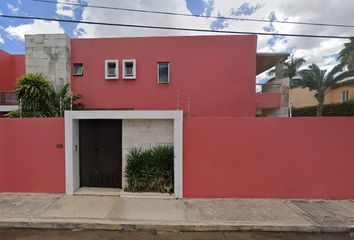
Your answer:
0;228;353;240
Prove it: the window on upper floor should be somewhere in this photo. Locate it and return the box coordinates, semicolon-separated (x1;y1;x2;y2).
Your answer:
105;60;118;80
73;63;84;76
158;62;170;84
123;59;136;79
341;90;349;102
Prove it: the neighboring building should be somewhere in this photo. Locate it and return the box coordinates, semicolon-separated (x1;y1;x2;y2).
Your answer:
290;84;354;108
256;53;290;117
0;50;25;116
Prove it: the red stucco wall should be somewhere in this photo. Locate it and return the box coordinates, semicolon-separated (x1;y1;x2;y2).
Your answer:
0;50;25;91
255;93;281;109
183;117;354;199
0;118;65;193
71;35;257;117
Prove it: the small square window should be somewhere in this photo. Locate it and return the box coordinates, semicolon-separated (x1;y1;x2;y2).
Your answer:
105;60;118;80
73;63;83;76
123;59;136;79
158;62;170;84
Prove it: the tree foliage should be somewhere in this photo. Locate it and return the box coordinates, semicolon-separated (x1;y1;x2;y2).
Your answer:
268;57;306;88
125;145;174;193
297;63;354;116
338;37;354;70
7;73;84;118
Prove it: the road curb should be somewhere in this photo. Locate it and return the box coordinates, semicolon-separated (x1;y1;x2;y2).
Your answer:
0;218;352;234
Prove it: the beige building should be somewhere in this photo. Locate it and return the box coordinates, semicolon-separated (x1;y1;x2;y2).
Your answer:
290;84;354;108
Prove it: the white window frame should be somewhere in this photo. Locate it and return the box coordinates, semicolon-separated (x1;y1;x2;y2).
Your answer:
157;62;170;84
122;59;136;79
105;60;119;80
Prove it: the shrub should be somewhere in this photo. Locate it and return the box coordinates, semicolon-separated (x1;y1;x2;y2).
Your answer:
124;145;174;193
7;73;84;118
292;100;354;116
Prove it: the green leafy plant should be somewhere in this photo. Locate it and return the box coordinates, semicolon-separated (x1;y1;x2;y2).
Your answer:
292;100;354;116
7;73;84;118
267;56;306;88
338;36;354;70
124;145;174;193
297;64;354;116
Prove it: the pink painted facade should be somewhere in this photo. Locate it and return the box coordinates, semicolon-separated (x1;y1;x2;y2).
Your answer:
71;35;257;117
255;93;281;109
184;117;354;199
1;34;354;199
0;118;65;193
1;117;354;199
0;50;25;91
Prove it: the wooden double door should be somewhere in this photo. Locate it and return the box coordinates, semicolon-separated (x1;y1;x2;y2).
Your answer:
79;119;122;188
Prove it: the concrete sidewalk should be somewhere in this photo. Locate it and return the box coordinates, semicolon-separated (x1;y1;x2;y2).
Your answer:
1;193;354;234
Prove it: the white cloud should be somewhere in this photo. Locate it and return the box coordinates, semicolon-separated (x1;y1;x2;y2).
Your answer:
7;3;19;13
75;0;211;38
0;35;4;44
56;0;78;18
5;20;65;40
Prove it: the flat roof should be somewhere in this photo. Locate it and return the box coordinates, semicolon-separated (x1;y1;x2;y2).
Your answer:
256;53;290;75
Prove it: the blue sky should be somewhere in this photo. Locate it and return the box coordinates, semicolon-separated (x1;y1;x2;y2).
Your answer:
0;0;353;81
0;0;272;54
0;0;85;54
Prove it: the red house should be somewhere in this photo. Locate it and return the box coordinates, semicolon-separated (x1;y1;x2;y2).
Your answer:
0;34;309;199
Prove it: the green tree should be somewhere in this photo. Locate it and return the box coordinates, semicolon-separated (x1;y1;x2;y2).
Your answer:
338;37;354;70
297;63;354;116
50;83;84;117
14;73;54;117
268;57;306;88
9;73;83;118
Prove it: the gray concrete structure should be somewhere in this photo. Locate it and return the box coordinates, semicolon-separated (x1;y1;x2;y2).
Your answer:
262;77;290;117
25;34;71;90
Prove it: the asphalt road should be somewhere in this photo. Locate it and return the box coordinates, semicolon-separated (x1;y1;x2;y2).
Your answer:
0;229;353;240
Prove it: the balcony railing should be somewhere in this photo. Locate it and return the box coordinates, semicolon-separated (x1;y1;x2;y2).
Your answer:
0;92;18;105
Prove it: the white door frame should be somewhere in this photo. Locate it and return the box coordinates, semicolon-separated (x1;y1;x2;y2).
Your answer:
64;110;183;198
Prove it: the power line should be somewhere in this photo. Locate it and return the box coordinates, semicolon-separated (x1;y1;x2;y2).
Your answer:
33;0;354;29
0;14;352;39
0;31;22;53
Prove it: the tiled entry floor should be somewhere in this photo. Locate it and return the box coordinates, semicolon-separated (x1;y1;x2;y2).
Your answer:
74;187;122;196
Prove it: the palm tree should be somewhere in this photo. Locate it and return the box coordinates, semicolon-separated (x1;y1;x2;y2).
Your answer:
14;73;55;117
268;56;306;88
297;63;354;116
338;37;354;70
11;73;84;118
50;83;84;117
